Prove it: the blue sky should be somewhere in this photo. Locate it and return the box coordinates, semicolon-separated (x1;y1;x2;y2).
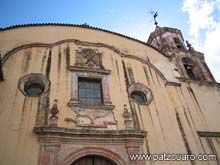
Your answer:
1;0;220;81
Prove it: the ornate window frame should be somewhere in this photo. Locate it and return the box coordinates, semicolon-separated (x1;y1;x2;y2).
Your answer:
67;47;116;129
68;71;114;110
67;47;114;110
18;73;50;97
128;83;153;105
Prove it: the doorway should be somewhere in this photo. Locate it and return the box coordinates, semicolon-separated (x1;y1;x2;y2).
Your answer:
72;155;116;165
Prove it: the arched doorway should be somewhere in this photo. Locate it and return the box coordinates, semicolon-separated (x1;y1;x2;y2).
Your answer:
62;147;127;165
72;155;116;165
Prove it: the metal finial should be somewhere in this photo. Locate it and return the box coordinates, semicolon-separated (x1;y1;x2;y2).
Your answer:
153;11;158;26
149;10;159;26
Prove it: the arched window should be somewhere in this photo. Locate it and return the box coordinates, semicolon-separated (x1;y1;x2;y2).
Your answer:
182;57;196;79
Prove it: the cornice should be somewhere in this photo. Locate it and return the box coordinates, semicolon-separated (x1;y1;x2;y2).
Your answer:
177;77;220;87
34;126;147;138
198;131;220;137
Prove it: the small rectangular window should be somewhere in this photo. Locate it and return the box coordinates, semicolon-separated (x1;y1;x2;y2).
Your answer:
78;78;103;105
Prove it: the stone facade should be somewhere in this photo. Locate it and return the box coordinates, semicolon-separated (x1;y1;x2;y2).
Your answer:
0;24;220;165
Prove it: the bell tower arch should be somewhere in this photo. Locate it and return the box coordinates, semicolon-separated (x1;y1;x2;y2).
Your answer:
147;26;216;82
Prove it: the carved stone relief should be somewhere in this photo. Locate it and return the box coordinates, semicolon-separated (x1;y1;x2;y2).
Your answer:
75;48;104;69
72;106;117;129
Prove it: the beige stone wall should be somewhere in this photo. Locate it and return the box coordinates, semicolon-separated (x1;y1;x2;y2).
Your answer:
0;47;47;165
0;26;179;83
0;25;219;165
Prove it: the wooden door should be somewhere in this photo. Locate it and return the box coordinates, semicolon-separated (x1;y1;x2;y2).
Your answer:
72;155;116;165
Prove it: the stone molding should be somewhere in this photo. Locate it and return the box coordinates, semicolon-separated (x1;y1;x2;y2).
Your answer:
34;127;146;138
69;66;111;74
177;77;220;87
62;147;126;165
68;102;115;110
1;39;183;87
69;71;112;105
198;131;220;137
34;127;146;165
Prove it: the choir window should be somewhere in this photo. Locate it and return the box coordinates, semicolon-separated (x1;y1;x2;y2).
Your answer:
130;91;146;104
24;83;44;96
18;73;50;97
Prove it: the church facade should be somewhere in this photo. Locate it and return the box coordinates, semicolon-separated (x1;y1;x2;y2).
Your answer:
0;24;219;165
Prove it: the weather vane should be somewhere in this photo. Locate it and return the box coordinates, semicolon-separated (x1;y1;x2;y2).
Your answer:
148;10;159;26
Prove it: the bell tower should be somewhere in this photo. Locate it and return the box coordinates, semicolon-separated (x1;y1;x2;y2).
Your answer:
147;26;216;82
147;26;187;56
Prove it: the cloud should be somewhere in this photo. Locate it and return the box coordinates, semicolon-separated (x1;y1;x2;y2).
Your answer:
182;0;220;82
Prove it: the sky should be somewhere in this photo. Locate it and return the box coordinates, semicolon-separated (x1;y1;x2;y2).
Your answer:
1;0;220;81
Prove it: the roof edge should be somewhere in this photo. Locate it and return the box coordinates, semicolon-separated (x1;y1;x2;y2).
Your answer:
0;23;168;58
0;23;148;44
